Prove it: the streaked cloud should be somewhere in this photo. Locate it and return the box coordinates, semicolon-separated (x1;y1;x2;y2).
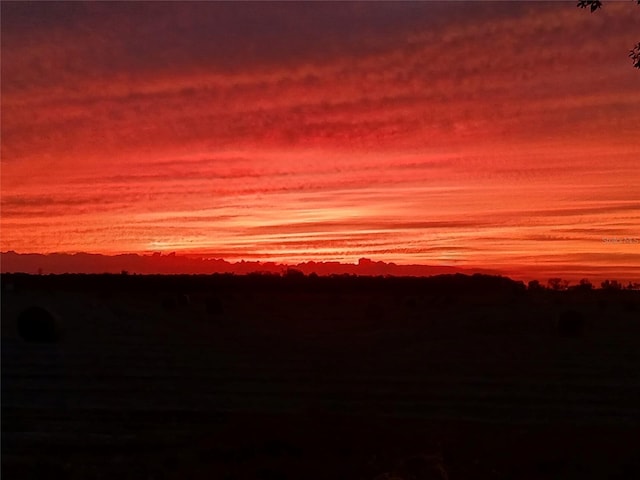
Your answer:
2;1;639;281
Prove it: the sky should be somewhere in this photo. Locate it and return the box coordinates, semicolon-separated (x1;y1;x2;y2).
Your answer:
1;1;639;282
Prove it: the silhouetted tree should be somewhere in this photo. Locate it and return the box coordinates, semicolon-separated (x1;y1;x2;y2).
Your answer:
284;268;305;279
548;277;569;291
578;0;640;68
601;279;623;290
528;279;544;291
575;278;594;292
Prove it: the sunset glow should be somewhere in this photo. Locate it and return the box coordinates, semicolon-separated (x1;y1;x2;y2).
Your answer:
2;1;639;282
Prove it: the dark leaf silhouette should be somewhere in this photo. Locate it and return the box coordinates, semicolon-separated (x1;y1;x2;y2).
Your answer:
577;0;603;12
578;0;639;68
630;42;640;68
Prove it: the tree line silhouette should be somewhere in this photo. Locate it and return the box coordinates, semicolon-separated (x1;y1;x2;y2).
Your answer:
2;272;638;295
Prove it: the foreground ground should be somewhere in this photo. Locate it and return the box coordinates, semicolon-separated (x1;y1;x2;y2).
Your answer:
2;274;640;479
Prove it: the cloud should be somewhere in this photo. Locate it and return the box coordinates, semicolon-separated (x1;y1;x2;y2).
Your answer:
1;2;639;281
4;1;639;161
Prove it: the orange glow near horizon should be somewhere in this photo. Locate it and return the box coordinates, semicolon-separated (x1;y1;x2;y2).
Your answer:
2;2;639;282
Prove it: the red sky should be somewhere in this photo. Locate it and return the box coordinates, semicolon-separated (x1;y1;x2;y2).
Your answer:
1;1;639;282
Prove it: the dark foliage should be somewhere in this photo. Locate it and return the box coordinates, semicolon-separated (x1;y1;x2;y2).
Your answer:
601;279;623;290
2;272;631;299
16;306;60;343
578;0;640;68
528;279;543;291
548;278;569;291
577;0;603;12
573;278;594;292
630;42;640;68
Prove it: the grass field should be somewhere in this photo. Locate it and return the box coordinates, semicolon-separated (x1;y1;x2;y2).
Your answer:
2;274;639;479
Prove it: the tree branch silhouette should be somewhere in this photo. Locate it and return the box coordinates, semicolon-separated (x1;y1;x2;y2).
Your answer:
630;42;640;68
578;0;640;69
577;0;603;13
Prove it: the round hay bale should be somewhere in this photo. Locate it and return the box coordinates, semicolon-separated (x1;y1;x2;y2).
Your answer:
557;309;585;338
17;306;60;343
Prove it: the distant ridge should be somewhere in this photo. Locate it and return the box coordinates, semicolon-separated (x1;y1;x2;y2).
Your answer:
0;251;498;277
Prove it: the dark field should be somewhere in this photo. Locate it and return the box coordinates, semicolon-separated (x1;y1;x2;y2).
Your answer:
2;274;640;479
